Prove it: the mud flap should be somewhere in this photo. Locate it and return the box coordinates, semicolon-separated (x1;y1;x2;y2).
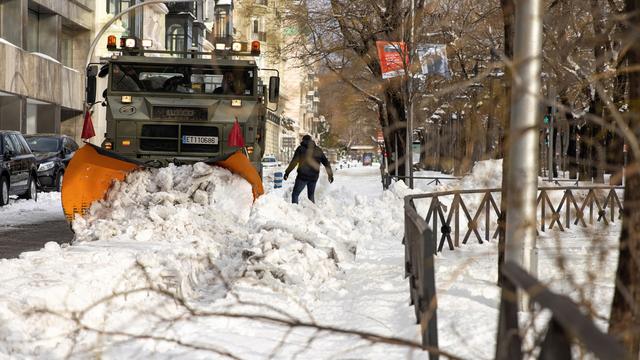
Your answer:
62;146;264;222
61;144;142;221
205;150;265;200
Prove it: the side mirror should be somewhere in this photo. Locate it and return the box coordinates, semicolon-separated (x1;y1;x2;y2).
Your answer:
86;65;98;105
4;150;14;160
269;76;280;103
98;64;109;78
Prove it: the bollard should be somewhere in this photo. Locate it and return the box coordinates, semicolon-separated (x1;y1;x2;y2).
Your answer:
274;171;283;189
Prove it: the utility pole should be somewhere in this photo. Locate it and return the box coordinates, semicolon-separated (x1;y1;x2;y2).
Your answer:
504;0;542;297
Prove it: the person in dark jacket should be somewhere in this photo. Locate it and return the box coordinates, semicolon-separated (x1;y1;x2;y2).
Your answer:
284;135;334;204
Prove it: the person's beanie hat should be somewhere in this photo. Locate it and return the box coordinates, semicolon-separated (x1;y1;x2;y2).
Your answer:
302;134;312;141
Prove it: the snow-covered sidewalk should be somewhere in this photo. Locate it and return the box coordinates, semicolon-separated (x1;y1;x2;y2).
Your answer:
0;162;621;359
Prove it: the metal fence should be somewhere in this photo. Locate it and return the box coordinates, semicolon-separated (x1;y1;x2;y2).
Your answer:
409;185;623;252
404;198;438;355
385;174;461;188
403;185;627;359
496;262;627;360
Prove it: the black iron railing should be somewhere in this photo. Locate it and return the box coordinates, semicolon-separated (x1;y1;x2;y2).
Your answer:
385;174;461;187
404;198;438;358
403;185;627;359
496;262;627;360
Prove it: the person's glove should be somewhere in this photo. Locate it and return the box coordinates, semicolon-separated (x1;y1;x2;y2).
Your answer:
284;172;289;181
328;174;334;183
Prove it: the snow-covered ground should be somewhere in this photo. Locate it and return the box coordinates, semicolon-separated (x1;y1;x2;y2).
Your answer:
0;161;621;359
0;192;65;230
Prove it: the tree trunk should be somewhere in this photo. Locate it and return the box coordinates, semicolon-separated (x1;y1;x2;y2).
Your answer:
588;0;608;183
609;0;640;355
382;79;408;178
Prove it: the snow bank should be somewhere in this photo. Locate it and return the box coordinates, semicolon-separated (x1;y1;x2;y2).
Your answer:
0;161;619;359
0;192;65;228
0;164;413;357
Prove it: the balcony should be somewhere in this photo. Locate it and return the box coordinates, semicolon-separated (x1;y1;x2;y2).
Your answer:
251;31;267;42
167;2;196;14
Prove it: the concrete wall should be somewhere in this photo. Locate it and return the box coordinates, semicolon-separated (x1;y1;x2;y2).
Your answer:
0;41;84;111
31;0;94;30
0;0;26;47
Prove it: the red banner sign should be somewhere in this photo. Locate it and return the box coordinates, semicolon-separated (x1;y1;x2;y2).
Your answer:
376;41;408;79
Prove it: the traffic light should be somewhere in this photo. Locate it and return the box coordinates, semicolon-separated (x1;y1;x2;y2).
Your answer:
543;106;552;124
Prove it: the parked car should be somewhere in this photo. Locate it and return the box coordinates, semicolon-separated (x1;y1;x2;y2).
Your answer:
24;134;79;192
261;155;281;168
0;131;38;206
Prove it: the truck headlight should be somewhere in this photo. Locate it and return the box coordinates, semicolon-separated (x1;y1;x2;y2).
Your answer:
38;161;55;172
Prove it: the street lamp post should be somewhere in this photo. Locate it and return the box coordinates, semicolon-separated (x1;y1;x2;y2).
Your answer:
504;0;543;302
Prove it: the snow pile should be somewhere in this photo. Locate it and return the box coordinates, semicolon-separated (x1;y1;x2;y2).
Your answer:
0;163;622;359
0;164;412;357
450;159;504;190
73;163;254;243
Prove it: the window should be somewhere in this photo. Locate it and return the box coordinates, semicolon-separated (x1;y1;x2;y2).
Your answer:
214;10;228;37
66;138;79;152
166;24;185;52
107;0;130;14
26;137;60;153
26;9;39;52
110;64;256;96
10;135;28;155
251;18;266;41
63;138;78;153
2;135;15;154
107;0;130;30
61;32;73;67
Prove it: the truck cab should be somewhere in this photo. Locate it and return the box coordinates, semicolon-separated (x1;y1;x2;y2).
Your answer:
90;37;279;171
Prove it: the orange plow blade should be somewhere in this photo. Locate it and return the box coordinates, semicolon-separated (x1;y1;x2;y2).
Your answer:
206;150;265;200
61;144;142;221
62;146;264;223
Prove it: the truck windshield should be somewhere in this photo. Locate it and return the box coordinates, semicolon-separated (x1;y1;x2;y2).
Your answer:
110;63;255;96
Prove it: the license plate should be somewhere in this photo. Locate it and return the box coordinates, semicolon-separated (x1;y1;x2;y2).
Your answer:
182;135;218;145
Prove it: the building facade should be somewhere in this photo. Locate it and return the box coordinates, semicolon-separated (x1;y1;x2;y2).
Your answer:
0;0;92;136
230;0;323;161
88;0;217;145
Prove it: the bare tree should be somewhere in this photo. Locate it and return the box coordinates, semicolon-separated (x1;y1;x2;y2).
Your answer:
608;0;640;355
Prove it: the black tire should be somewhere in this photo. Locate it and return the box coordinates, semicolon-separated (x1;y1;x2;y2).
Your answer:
55;171;64;192
0;177;8;206
19;174;37;201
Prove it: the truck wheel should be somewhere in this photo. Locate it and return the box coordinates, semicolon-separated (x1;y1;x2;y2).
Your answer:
20;174;37;201
0;177;8;206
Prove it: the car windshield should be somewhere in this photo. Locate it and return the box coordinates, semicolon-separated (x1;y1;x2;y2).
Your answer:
26;137;59;153
110;63;255;96
263;158;276;162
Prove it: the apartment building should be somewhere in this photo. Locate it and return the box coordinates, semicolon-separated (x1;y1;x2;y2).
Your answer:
0;0;93;136
229;0;322;160
88;0;215;144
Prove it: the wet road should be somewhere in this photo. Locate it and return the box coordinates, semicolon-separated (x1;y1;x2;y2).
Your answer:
0;220;74;259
